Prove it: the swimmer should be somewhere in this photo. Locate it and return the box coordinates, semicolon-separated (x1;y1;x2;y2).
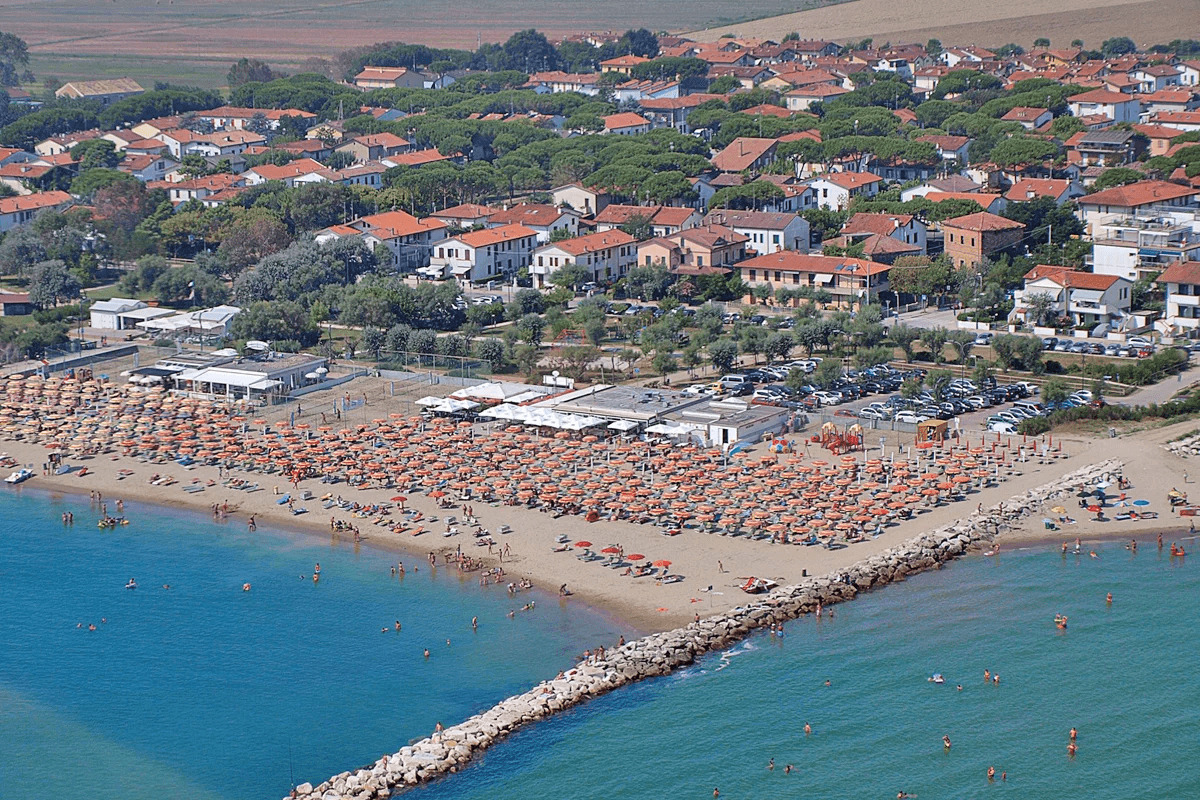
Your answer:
993;674;999;685
471;616;477;630
1089;550;1098;559
1068;742;1077;757
423;648;430;658
1106;592;1113;605
767;758;774;771
381;627;389;633
101;618;106;624
446;639;451;646
984;669;990;682
1001;771;1006;782
943;735;952;749
988;766;995;781
824;679;831;687
713;789;719;798
1069;727;1077;740
956;684;963;691
161;584;170;590
804;722;812;736
242;583;251;591
76;623;82;629
395;621;402;632
88;624;96;631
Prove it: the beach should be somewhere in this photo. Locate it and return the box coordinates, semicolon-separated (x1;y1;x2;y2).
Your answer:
4;410;1189;632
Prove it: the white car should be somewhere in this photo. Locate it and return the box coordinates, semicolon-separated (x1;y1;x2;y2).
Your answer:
813;391;842;406
894;411;930;424
1070;390;1093;403
987;420;1018;434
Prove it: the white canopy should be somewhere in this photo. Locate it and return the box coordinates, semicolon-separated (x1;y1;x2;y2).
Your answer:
645;422;691;436
607;419;640;431
479;403;602;430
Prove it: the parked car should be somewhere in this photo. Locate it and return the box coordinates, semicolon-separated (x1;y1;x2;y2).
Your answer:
858;407;890;421
894;410;931;424
988;420;1018;434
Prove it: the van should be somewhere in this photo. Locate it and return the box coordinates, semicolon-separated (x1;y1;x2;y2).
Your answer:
1013;400;1045;416
719;374;751;392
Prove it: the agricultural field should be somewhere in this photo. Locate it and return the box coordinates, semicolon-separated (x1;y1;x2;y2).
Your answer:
689;0;1199;49
4;0;839;89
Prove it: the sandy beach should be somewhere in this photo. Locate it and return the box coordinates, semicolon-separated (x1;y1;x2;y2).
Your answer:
6;413;1186;632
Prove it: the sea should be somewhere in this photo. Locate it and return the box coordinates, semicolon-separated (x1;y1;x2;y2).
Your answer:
0;487;620;800
2;487;1197;800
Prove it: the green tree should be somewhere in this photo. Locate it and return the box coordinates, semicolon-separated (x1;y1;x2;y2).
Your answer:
228;58;278;87
765;330;794;362
1042;376;1069;406
70;139;120;171
27;259;80;308
0;30;31;86
0;225;46;276
516;312;545;344
890;323;921;362
1091;167;1145;191
920;326;949;363
1101;37;1137;57
812;358;843;389
707;337;738;373
928;369;953;402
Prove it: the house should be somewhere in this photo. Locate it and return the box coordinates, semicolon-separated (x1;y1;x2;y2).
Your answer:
636;237;683;270
670;225;749;269
195;106;316;132
0;292;32;316
335;133;412;164
711;137;777;173
425;224;540;283
487;204;579;243
1089;213;1200;282
707;65;774;89
551;184;611;216
914;134;971;163
430;203;497;229
1156;260;1200;335
1071;129;1139;167
333;210;448;271
1002;106;1054;129
166;174;247;205
183;130;266;158
599;55;649;76
900;175;983;202
1132;64;1183;93
601;112;652;136
702;210;809;253
55;78;143;106
737;251;890;307
89;298;168;330
524;71;602;96
1149;111;1200;132
242;158;334;187
35;130;101;157
1003;178;1083;205
1137;89;1199;116
923;191;1007;214
1067;89;1140;123
840;212;927;254
942;211;1025;267
1076;180;1200;226
806;171;883;210
592;205;702;237
0;191;73;233
1011;264;1131;330
381;148;459;168
530;230;637;287
783;83;851;111
334;162;388;188
119;152;178;182
353;66;427;89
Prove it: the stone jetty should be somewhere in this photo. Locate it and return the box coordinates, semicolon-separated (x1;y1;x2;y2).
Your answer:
1165;431;1200;459
288;459;1123;800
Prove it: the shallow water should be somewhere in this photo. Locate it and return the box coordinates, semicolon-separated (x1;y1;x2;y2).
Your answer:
414;538;1200;800
0;487;618;799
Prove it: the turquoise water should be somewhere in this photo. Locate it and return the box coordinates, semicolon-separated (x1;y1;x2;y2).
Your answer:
0;488;619;800
416;538;1200;800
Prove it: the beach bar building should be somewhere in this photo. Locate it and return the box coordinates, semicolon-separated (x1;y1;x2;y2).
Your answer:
170;353;326;402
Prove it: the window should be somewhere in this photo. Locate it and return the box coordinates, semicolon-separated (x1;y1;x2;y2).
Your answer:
697;255;704;266
970;237;975;247
772;234;780;245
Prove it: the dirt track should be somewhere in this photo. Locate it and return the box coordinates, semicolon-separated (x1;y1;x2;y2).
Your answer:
687;0;1200;48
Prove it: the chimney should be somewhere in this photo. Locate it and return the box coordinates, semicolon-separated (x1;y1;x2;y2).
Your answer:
739;139;745;156
1027;189;1035;199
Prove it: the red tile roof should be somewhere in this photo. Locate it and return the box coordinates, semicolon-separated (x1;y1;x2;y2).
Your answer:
1069;89;1137;104
0;190;73;215
1157;260;1200;286
602;112;651;131
737;251;891;276
1025;264;1122;290
842;212;915;236
1004;178;1073;202
1077;180;1199;207
454;224;538;247
489;204;572;227
712;137;777;172
541;229;635;255
942;211;1024;232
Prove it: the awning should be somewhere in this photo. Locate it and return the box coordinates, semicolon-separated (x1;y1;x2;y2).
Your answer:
645;422;690;435
607;419;640;431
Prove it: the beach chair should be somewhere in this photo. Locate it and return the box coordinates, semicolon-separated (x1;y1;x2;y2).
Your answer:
498;524;512;535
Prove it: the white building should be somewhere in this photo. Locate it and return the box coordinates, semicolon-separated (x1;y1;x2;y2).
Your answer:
1011;265;1132;330
1156;260;1200;336
89;298;173;331
1067;89;1140;123
1089;213;1200;282
531;229;637;287
701;210;810;253
806;172;883;210
425;224;539;283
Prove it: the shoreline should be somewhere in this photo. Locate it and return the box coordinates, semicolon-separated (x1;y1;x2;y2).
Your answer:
287;457;1127;799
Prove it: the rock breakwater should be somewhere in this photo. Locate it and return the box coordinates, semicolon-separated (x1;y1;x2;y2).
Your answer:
288;459;1123;800
1165;431;1200;459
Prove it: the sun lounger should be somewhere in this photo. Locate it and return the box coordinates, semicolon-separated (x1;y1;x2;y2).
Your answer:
660;574;683;584
276;494;290;505
410;526;425;536
182;485;205;493
292;507;307;515
498;524;512;535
